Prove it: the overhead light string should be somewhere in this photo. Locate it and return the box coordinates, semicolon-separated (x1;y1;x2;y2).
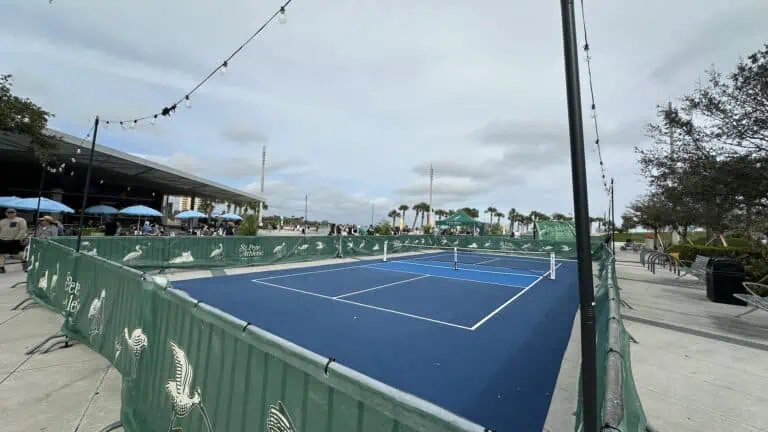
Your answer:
579;0;609;196
100;0;292;129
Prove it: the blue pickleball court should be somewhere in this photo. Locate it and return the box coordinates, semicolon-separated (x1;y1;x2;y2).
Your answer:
173;248;580;431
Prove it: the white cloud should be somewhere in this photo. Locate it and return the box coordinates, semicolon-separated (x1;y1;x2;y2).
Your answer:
3;0;767;223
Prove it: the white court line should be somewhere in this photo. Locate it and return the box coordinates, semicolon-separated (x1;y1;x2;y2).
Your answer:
366;265;528;289
252;279;473;331
475;257;501;265
470;263;564;331
392;260;543;279
251;262;378;281
334;275;430;299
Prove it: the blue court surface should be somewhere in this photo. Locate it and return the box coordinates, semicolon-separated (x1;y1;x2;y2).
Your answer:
173;251;580;431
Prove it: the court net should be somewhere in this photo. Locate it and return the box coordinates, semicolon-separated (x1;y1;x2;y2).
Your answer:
383;242;557;279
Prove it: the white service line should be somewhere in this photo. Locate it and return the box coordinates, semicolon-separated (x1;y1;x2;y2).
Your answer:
252;279;472;331
366;265;528;289
470;262;564;331
394;260;543;278
334;275;430;299
474;257;501;265
251;262;378;281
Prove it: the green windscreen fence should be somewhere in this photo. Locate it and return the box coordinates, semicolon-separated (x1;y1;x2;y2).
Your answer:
27;236;645;431
535;220;577;242
52;234;604;269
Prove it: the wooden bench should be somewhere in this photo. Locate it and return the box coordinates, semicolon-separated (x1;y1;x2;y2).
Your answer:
678;255;710;282
734;282;768;318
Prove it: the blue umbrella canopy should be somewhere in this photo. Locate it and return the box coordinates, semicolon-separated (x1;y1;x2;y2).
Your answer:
7;197;75;213
84;204;119;215
0;196;20;207
119;205;163;217
218;212;243;221
175;210;206;219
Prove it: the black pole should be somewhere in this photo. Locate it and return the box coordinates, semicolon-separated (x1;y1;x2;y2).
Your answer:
32;166;46;237
75;116;99;252
611;178;616;255
559;1;598;431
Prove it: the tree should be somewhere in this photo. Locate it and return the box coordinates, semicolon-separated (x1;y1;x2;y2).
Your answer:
529;211;550;222
447;209;456;217
485;207;497;224
0;74;59;163
494;211;504;225
413;202;430;228
621;212;638;232
460;207;480;218
398;205;409;227
197;199;215;217
507;208;518;231
551;212;568;221
435;209;448;220
388;209;399;227
627;196;674;249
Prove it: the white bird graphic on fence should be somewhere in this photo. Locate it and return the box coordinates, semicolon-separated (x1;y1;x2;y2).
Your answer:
440;238;448;245
273;243;286;255
84;248;98;256
38;270;48;290
372;243;380;251
542;246;554;252
88;290;106;340
484;241;492;248
123;245;143;262
298;244;309;252
34;252;40;271
359;241;366;248
50;263;59;292
169;252;194;264
210;243;223;259
165;341;214;432
28;254;36;271
561;245;572;252
123;328;148;377
267;401;297;432
468;243;478;248
315;242;324;250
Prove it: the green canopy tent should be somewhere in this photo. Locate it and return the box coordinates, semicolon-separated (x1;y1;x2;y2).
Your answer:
435;210;483;232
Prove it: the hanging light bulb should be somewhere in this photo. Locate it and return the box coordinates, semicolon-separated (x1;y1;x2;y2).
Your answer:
76;148;81;154
60;162;66;169
152;192;156;197
131;121;137;129
120;122;125;129
104;121;110;128
150;115;157;125
127;186;131;191
71;157;76;163
278;6;287;24
99;179;104;184
185;95;191;108
70;171;74;176
219;61;228;75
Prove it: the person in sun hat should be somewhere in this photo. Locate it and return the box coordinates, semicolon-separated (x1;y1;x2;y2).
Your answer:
36;215;59;239
0;208;28;273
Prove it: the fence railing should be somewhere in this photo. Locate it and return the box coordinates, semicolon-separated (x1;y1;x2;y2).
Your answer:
22;235;643;431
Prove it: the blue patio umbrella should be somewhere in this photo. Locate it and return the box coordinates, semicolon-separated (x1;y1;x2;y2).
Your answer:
175;210;206;219
218;212;243;221
119;205;163;217
84;204;119;215
8;197;75;213
0;196;20;207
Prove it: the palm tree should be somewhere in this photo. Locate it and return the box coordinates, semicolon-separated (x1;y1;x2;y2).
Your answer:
388;209;399;226
494;211;504;225
447;209;456;217
508;208;518;232
551;212;568;221
435;209;448;220
398;205;409;228
485;207;498;224
459;207;480;219
412;202;430;227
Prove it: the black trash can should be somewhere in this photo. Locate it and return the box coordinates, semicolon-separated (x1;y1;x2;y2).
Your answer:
705;258;747;305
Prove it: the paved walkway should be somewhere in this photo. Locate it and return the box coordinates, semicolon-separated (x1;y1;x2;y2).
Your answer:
2;251;768;431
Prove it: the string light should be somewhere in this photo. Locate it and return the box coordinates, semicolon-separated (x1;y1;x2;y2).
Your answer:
100;179;104;184
71;157;76;163
100;0;292;129
579;0;609;196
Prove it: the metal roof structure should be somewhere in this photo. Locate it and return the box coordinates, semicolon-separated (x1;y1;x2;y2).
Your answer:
0;129;263;204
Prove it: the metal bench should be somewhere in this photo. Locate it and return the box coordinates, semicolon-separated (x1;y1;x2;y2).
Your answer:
678;255;710;282
734;282;768;318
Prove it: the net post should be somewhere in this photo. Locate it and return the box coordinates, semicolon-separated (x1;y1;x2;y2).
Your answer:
550;252;556;280
383;240;388;262
453;247;458;270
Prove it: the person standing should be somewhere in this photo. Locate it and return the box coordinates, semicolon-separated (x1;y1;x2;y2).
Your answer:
0;208;28;273
36;216;59;239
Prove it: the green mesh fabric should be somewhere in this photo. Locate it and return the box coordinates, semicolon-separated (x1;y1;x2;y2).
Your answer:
574;246;648;431
535;220;577;242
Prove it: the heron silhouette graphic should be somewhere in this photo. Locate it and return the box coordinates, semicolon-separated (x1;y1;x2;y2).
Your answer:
165;341;214;432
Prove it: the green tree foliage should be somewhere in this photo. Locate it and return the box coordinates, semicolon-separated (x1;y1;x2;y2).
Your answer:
0;74;59;164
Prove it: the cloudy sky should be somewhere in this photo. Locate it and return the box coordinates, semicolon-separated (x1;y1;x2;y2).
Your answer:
2;1;767;224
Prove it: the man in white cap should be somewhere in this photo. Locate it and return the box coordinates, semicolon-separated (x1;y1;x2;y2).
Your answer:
0;208;28;273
